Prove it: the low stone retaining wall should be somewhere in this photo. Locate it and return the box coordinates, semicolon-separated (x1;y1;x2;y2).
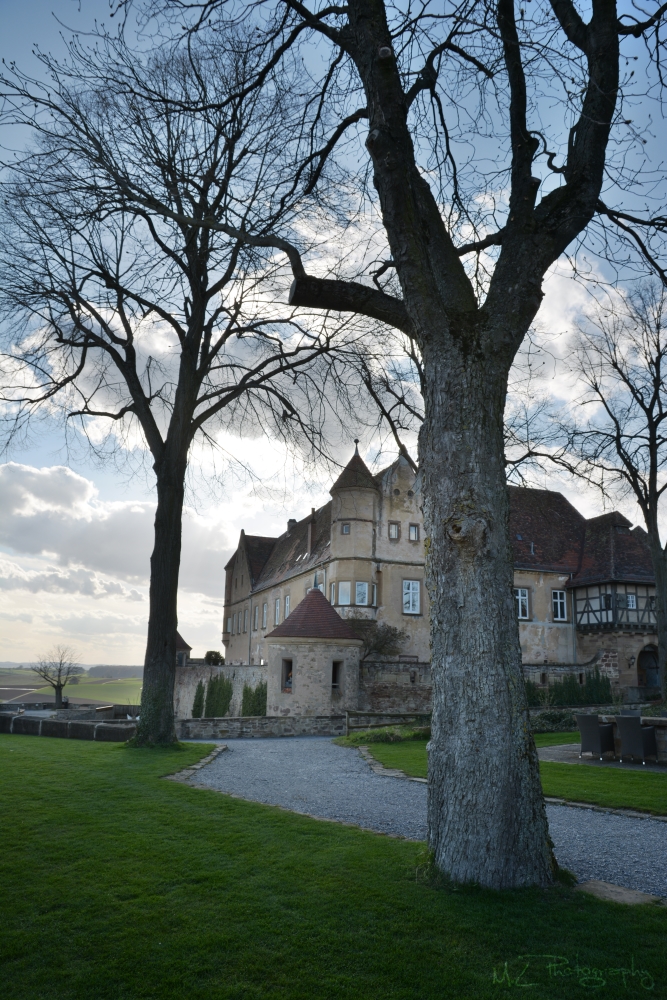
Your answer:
179;715;346;739
0;715;135;742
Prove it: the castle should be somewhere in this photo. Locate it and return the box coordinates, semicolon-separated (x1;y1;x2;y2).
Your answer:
174;449;659;720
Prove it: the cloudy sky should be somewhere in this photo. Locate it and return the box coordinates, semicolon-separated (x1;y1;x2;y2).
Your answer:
0;2;648;665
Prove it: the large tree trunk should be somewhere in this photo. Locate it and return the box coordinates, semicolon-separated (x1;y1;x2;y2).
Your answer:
135;453;188;745
54;684;63;710
646;535;667;702
420;333;555;887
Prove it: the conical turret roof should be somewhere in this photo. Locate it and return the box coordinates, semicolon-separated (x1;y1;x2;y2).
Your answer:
330;452;378;493
266;587;361;640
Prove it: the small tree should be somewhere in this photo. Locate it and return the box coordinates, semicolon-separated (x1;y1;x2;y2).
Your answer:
204;651;224;666
191;680;205;718
203;675;233;717
33;646;83;709
241;681;267;716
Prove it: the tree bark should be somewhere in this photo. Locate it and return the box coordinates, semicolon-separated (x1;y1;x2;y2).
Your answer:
54;684;63;710
419;330;555;887
135;451;188;745
646;533;667;701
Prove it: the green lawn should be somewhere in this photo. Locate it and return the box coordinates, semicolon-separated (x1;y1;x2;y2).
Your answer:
365;733;581;781
2;735;666;999
540;762;667;814
365;738;667;815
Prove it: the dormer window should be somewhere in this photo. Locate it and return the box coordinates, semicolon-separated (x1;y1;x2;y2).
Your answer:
341;522;351;535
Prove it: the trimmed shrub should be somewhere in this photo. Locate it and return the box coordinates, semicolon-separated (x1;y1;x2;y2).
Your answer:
241;681;267;717
191;680;205;719
524;668;613;707
531;710;577;733
204;675;233;718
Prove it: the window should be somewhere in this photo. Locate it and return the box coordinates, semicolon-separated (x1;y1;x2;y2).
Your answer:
253;605;259;630
282;658;293;693
341;522;351;535
356;582;369;606
403;579;420;614
409;523;420;542
226;617;231;634
275;598;281;625
243;609;248;632
627;593;637;610
514;588;529;619
338;581;351;605
232;613;236;634
372;583;377;607
262;603;267;628
332;661;342;689
388;521;400;540
330;582;336;604
603;593;613;610
552;590;567;621
285;595;290;618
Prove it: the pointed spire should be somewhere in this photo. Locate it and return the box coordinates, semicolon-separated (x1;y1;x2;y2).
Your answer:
354;438;359;455
330;449;378;493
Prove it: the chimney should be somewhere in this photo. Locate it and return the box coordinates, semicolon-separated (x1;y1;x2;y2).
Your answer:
287;518;297;534
307;508;316;554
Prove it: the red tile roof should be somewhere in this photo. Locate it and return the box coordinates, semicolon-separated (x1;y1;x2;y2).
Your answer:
570;513;654;586
266;587;361;640
509;486;586;573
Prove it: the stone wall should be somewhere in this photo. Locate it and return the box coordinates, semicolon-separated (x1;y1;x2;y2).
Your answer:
0;714;135;741
178;714;346;739
358;660;431;713
173;662;268;720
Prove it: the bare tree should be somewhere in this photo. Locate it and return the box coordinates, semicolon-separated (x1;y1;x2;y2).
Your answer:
136;0;667;888
0;31;349;745
33;646;83;709
560;282;667;700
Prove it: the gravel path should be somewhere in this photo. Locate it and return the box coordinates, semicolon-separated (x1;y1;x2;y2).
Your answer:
188;736;667;897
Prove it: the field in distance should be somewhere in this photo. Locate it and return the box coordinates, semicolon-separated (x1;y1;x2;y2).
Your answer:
0;670;142;706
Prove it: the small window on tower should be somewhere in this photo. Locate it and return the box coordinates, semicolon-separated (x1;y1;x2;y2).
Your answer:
338;582;351;605
341;522;351;535
409;524;420;542
330;582;336;604
282;658;293;693
275;598;281;625
388;522;400;540
253;605;259;630
262;603;267;628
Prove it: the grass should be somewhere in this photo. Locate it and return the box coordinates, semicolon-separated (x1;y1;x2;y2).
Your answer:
364;737;667;815
1;735;666;1000
540;762;667;814
361;732;581;781
32;677;143;704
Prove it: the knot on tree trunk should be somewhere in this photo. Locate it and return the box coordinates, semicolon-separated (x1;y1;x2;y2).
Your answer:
445;514;489;552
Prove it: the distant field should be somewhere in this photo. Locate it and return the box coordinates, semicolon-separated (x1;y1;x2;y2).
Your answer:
0;672;142;705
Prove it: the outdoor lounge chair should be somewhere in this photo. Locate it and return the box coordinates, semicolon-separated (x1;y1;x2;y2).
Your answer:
616;715;658;765
576;714;616;760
